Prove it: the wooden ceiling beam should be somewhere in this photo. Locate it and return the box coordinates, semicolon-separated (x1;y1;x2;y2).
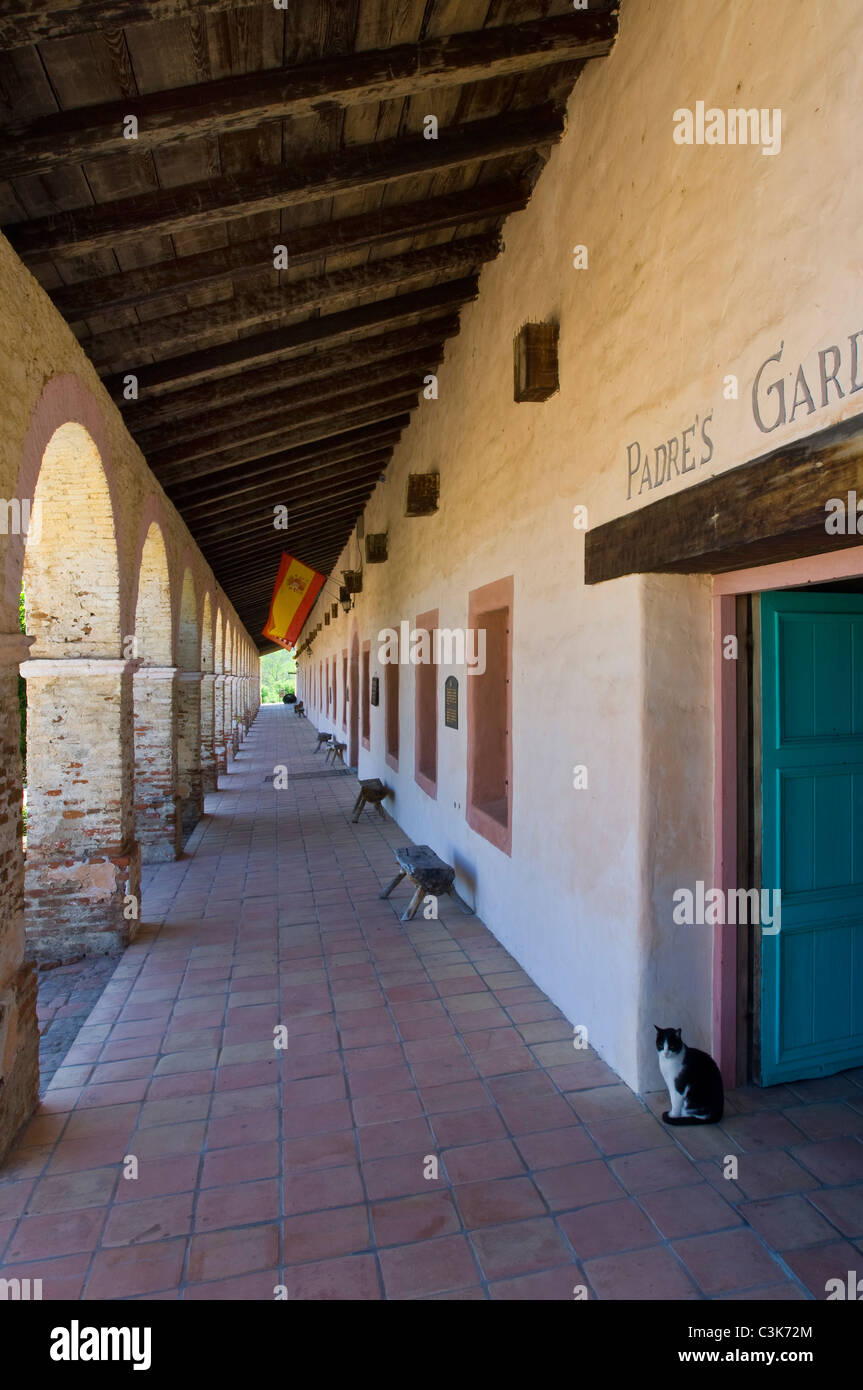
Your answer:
0;0;242;49
0;14;614;179
165;423;404;508
149;376;421;474
153;397;418;486
85;233;498;369
104;279;477;397
50;182;526;321
134;350;440;454
189;468;388;544
205;504;373;574
7;109;562;262
123;321;456;428
177;450;393;527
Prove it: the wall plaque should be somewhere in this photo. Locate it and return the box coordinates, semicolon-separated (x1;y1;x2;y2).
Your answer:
370;676;379;707
444;675;458;729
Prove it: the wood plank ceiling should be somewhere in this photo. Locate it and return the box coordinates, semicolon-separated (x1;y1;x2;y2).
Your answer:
0;0;617;649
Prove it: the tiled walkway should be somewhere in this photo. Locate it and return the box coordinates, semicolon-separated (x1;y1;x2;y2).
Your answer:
1;707;862;1300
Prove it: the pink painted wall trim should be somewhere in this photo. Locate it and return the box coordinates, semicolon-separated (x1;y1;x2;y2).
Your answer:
361;640;371;750
713;594;738;1085
466;575;514;856
711;547;863;1084
414;607;438;800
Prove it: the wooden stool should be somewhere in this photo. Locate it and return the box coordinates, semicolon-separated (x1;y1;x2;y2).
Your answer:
351;778;389;823
314;731;332;753
380;844;471;922
294;701;305;717
325;739;346;767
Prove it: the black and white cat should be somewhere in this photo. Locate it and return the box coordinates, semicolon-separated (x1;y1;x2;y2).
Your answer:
655;1026;724;1125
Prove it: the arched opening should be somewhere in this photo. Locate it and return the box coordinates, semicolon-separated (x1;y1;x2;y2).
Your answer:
132;520;179;862
176;568;203;838
21;422;139;961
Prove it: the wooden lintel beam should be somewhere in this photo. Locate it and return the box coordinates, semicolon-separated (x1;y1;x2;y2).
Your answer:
0;15;614;179
50;183;526;321
104;280;477;397
85;233;498;369
7;109;562;262
584;413;863;584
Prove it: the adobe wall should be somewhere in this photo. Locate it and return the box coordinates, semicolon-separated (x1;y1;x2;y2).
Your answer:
298;0;863;1091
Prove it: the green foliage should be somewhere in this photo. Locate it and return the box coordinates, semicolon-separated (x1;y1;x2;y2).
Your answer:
260;648;296;702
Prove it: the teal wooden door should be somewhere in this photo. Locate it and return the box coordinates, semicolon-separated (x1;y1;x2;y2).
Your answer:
760;591;863;1085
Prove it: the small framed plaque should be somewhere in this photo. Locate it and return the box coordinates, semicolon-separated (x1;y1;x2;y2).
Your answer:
444;675;458;730
370;676;380;708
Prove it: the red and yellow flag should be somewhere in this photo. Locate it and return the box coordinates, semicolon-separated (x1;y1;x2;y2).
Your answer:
262;553;325;649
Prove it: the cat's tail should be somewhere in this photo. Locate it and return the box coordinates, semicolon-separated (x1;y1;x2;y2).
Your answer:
661;1111;722;1126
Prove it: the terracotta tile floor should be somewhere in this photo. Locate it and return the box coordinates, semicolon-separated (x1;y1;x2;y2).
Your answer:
2;706;863;1300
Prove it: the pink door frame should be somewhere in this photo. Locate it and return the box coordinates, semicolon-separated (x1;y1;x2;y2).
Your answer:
712;544;863;1084
348;630;360;769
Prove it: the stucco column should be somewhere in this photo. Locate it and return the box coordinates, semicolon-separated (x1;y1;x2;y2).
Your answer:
200;672;217;793
21;655;141;963
0;634;38;1163
177;671;204;837
133;665;180;864
214;673;227;776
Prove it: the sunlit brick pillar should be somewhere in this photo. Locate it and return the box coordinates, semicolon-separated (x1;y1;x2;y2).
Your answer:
230;676;241;755
223;674;234;762
0;634;39;1163
200;672;217;792
133;665;180;863
243;676;252;729
21;656;141;963
214;673;227;777
177;671;204;837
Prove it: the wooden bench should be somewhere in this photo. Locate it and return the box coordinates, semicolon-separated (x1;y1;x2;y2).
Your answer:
351;778;389;823
325;739;347;768
379;844;472;922
314;731;333;753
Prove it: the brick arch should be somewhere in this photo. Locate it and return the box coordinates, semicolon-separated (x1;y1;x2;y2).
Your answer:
24;421;121;659
5;374;122;635
133;519;172;666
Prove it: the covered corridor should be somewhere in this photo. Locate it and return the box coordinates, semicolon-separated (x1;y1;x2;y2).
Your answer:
0;708;860;1300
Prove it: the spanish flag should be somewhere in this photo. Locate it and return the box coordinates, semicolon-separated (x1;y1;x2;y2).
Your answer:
262;553;326;648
